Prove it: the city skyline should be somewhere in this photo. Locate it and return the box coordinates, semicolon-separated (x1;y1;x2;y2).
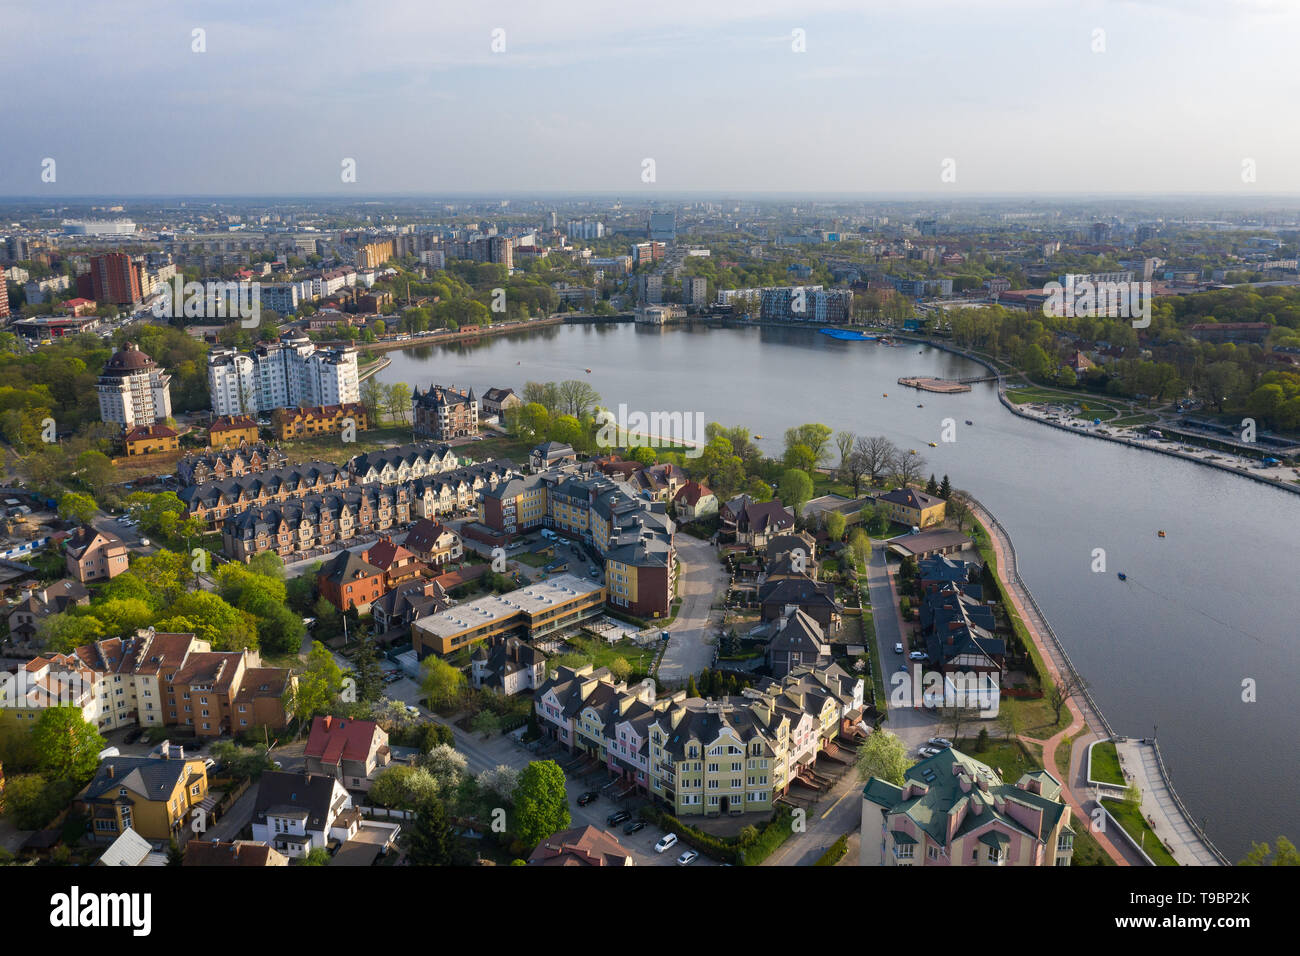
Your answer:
4;0;1300;196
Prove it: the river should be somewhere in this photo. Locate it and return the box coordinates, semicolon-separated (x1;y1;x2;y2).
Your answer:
377;320;1300;860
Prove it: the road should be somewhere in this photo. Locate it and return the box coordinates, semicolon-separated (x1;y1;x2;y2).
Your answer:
763;768;864;867
657;534;728;684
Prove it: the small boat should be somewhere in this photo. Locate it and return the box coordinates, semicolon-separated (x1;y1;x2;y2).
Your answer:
1117;573;1127;581
917;403;924;408
754;434;764;440
965;420;973;426
908;449;917;455
1157;530;1166;538
928;441;937;447
585;368;592;373
883;393;888;398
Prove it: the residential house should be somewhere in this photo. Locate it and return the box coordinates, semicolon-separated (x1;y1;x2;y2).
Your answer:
402;518;462;567
875;488;946;529
860;748;1074;866
470;636;547;695
317;550;386;613
208;416;260;450
527;825;635;866
221;484;412;562
124;423;180;457
170;648;294;737
529;441;576;473
77;753;209;845
370;578;451;635
65;526;129;583
757;574;843;634
95;827;168;866
180;461;348;528
347;442;459;485
304;715;392;792
673;480;718;521
480;387;522;421
720;495;796;547
362;535;425;589
184;840;289;866
767;607;832;678
251;771;359;859
6;579;89;645
176;443;287;486
412;385;478;440
272;403;369;441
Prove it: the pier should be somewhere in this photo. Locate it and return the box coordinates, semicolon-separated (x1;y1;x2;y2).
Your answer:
897;376;971;393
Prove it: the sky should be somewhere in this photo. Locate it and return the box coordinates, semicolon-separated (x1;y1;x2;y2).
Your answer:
2;0;1300;196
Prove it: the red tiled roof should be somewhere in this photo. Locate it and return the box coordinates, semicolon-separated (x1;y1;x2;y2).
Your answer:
305;715;380;765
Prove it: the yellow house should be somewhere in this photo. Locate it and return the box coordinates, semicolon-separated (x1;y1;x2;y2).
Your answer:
124;423;180;457
876;488;946;529
208;415;260;449
272;403;369;441
77;754;209;845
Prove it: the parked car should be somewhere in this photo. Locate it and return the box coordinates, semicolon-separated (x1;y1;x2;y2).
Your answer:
918;747;941;758
406;705;420;716
623;820;646;835
893;643;904;654
676;849;699;866
928;737;953;749
577;791;599;807
606;809;631;826
655;833;678;853
908;651;927;661
139;538;151;547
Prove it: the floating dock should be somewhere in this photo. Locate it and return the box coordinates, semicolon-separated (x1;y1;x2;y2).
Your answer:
897;376;971;394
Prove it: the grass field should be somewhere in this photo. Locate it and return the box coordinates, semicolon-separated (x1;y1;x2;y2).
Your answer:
1088;739;1125;785
957;735;1043;777
278;424;413;465
1102;797;1179;865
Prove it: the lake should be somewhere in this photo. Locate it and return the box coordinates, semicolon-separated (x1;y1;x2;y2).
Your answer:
378;320;1300;859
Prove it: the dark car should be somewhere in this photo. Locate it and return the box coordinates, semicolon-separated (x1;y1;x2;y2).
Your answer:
576;791;599;806
607;809;631;826
623;820;646;835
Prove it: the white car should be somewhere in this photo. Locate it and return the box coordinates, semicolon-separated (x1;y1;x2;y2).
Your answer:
139;538;151;547
908;651;927;662
655;833;678;853
676;850;699;866
893;643;904;654
918;747;942;758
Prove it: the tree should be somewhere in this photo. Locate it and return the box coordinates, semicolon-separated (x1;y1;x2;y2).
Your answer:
824;511;846;542
471;710;501;738
925;474;939;497
842;449;869;497
512;759;570;848
407;797;455;865
939;474;952;499
298;847;331;866
782;443;817;473
607;656;631;682
835;430;856;476
360;377;385;424
420;743;468;789
287;641;345;727
58;491;98;526
848;528;871;564
1047;671;1088;725
686;674;698;698
630;446;657;466
556;379;601;418
889;450;927;489
133;549;193;606
349;633;385;703
783;424;833;466
74;450;115;499
947;491;972;532
855;729;909;785
32;706;105;783
36;612;105;653
477;764;520;803
370;765;440;808
154;592;257;650
385;382;412;424
778;469;813;516
1240;836;1299;866
855;435;897;486
421;656;466;711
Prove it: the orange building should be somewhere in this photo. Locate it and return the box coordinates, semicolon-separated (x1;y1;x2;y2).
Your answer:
209;415;260;449
124;423;180;456
272;403;369;441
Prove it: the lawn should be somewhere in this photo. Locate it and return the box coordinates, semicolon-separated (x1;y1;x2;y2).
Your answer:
513;550;551;568
566;634;656;675
279;425;414;465
1102;798;1179;865
1088;739;1125;786
1070;821;1117;866
957;735;1043;779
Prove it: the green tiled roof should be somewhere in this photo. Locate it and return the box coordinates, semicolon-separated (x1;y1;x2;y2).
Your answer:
890;830;918;845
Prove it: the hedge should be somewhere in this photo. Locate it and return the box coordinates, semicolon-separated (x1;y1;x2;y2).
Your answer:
814;833;849;866
639;804;794;866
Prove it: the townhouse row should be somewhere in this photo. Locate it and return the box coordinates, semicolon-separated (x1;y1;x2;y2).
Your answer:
535;661;864;816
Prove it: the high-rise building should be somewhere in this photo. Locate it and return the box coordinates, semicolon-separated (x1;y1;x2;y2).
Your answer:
648;212;676;242
90;253;143;305
206;333;359;416
682;276;708;307
98;342;172;430
637;274;663;304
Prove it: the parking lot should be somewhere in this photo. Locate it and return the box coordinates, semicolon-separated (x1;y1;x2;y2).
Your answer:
559;770;719;867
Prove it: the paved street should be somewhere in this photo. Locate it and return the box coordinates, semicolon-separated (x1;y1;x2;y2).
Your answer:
657;534;728;685
762;768;864;866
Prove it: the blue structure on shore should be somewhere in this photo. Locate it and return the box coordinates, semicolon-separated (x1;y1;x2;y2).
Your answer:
819;328;877;341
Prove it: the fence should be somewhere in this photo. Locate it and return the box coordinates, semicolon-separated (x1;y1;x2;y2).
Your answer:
1150;738;1232;866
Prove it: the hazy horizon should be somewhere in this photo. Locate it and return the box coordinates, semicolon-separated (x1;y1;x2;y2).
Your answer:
4;0;1300;196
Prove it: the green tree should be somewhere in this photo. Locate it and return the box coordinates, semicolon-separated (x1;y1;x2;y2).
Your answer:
471;710;501;738
58;491;98;526
855;729;909;785
35;612;105;653
371;765;440;808
607;656;632;682
32;706;105;783
779;468;813;516
686;674;698;698
512;760;570;848
407;797;455;865
287;641;345;727
349;633;385;703
154;591;257;650
421;656;467;711
824;511;846;542
1240;836;1298;866
939;475;952;499
298;847;331;866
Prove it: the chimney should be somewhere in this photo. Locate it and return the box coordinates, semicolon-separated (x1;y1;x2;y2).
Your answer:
107;765;115;778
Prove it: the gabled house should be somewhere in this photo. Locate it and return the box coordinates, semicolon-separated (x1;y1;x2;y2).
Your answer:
767;607;832;678
184;840;289;866
402;518;462;566
757;574;843;634
470;636;547;695
860;748;1074;867
95;827;169;866
673;480;718;521
370;578;450;635
304;716;392;792
875;488;946;529
6;578;90;644
720;496;795;547
363;535;425;589
530;441;577;473
77;753;209;845
527;825;635;866
251;771;357;859
65;526;129;583
317;550;386;613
